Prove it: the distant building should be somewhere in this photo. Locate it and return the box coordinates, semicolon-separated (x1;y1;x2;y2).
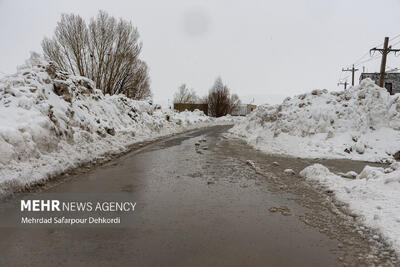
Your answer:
173;103;257;117
360;72;400;95
173;103;208;115
231;104;257;116
246;104;257;114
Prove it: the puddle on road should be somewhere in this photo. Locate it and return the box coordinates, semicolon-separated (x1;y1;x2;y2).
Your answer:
218;133;399;266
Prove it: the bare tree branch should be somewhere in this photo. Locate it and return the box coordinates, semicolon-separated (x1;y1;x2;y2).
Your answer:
41;10;151;100
173;84;198;104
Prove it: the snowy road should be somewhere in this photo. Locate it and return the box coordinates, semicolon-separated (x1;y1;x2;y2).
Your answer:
0;125;397;266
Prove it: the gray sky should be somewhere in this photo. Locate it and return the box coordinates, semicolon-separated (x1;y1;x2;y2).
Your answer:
1;0;400;106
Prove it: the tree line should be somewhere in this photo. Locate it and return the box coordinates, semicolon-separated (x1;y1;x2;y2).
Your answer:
42;11;151;100
173;77;241;117
43;11;239;117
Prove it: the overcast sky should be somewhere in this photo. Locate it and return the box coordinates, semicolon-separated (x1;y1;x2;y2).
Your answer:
1;0;400;106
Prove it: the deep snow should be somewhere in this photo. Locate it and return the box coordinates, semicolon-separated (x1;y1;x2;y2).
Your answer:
229;80;400;162
300;163;400;255
229;80;400;255
0;53;232;196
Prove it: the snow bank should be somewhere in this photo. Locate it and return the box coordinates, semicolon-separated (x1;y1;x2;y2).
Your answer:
0;53;230;196
229;80;400;162
300;163;400;255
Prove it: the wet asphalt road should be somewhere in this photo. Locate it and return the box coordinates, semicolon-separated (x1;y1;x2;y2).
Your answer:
0;125;397;266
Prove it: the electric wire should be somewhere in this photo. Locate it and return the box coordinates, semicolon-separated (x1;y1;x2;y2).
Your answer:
338;33;400;84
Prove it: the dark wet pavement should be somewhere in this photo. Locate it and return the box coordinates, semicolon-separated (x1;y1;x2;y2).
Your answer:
0;125;397;266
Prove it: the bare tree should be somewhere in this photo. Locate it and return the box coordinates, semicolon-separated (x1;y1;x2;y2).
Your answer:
42;11;151;99
116;60;151;99
228;93;241;114
42;14;89;77
207;77;240;117
128;60;151;100
173;84;198;104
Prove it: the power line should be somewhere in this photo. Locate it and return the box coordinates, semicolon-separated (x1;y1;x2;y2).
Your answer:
370;37;400;87
337;80;349;89
337;75;350;85
355;55;381;66
344;33;400;69
342;65;359;86
372;33;400;50
338;33;400;87
389;38;400;48
353;51;370;66
387;33;400;42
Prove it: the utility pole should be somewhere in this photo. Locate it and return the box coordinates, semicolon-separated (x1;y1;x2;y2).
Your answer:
342;65;359;86
370;37;400;87
337;81;348;90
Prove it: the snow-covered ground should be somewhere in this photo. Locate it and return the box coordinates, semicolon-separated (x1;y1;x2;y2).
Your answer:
229;80;400;162
230;80;400;255
300;163;400;255
0;53;233;196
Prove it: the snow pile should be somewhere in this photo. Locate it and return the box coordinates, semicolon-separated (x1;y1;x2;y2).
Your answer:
0;53;225;196
300;163;400;255
229;79;400;162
